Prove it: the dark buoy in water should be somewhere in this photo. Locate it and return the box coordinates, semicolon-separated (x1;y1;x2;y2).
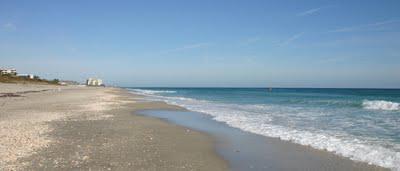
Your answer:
268;87;272;92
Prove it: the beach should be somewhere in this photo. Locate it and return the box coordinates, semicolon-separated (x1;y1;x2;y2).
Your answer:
0;83;390;170
0;83;227;170
2;0;398;170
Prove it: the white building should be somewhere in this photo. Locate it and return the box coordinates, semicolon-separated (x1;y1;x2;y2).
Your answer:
86;78;103;86
18;74;34;79
0;68;17;75
28;74;34;79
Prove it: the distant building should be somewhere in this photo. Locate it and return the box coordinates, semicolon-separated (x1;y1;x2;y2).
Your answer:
59;80;81;86
18;74;35;79
86;78;103;86
0;68;17;75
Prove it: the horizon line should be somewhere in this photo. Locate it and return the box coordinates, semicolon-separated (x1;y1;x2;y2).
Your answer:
119;86;400;90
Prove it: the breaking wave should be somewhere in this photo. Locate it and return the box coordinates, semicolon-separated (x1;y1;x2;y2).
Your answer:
363;100;400;111
131;89;176;95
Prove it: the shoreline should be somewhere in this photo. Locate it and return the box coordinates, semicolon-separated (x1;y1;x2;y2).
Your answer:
130;89;390;171
0;83;390;170
138;109;389;171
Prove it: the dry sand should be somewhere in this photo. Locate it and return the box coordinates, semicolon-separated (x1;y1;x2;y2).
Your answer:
0;83;227;170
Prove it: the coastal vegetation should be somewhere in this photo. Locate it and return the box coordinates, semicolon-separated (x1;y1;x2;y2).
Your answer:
0;74;60;85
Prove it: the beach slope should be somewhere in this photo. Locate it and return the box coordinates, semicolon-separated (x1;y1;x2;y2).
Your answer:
0;83;228;170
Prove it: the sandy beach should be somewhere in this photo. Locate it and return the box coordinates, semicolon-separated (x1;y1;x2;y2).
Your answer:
0;83;227;170
2;0;399;170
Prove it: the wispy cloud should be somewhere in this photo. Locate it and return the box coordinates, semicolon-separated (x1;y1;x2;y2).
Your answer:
278;32;304;46
367;20;400;27
162;42;211;54
328;19;400;33
2;22;16;31
240;37;261;46
297;7;323;17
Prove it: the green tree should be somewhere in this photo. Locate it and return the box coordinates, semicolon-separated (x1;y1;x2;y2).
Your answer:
51;79;60;84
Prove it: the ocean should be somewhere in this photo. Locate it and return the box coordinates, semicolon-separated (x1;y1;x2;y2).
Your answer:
128;88;400;170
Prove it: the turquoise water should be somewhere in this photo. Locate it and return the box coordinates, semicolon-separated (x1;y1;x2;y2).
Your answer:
129;88;400;170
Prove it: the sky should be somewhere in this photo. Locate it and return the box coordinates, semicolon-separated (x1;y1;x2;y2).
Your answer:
1;0;400;88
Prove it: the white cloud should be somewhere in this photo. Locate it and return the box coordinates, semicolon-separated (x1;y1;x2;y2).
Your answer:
177;43;210;50
297;7;323;17
163;43;211;53
2;22;16;31
367;20;400;27
278;32;304;46
329;19;400;33
241;37;261;46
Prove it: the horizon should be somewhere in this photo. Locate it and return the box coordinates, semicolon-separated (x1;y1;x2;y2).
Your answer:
1;0;400;88
124;86;400;89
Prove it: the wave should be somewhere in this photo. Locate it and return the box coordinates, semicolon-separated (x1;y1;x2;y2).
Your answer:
133;91;400;170
362;100;400;111
130;89;177;95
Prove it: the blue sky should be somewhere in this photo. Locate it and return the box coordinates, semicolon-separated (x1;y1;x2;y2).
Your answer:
1;0;400;88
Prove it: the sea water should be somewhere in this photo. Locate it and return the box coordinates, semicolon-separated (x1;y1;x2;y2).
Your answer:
128;88;400;170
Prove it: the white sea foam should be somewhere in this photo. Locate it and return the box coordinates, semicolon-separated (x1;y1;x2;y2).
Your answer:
132;89;400;170
131;89;176;95
363;100;400;111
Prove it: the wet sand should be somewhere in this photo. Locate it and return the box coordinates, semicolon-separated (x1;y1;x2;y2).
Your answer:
139;110;389;171
0;83;227;170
